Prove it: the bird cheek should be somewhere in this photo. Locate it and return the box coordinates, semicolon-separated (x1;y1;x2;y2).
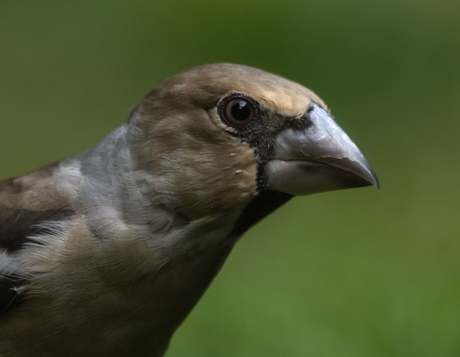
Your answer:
181;148;258;220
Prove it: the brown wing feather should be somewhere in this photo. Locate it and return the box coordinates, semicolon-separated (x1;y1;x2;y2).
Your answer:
0;163;75;313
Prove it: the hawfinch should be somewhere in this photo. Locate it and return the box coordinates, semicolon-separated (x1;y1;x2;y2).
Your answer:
0;63;378;356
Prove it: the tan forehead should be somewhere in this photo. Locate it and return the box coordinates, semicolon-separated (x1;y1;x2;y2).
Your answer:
235;79;325;118
217;65;327;117
164;64;328;117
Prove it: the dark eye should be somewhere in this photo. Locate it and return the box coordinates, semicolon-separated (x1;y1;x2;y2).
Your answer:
222;98;255;127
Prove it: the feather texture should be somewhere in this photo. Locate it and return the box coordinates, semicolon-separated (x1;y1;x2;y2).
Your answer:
0;63;377;356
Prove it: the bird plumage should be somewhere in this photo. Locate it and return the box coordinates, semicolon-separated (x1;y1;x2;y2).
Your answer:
0;63;378;356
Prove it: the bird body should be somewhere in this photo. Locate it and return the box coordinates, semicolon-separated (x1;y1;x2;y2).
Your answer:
0;63;378;356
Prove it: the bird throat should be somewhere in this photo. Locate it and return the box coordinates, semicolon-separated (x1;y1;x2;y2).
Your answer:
230;190;292;238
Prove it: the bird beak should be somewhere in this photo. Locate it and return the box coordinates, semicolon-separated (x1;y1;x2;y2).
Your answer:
266;103;379;196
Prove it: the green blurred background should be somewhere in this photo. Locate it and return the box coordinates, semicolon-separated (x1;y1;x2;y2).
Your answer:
1;1;459;356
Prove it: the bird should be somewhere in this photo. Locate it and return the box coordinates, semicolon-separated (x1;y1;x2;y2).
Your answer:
0;63;378;356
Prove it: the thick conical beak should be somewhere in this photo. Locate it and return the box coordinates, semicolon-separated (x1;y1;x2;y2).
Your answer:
266;104;379;196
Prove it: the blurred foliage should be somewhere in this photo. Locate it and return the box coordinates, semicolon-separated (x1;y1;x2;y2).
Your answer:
1;1;459;356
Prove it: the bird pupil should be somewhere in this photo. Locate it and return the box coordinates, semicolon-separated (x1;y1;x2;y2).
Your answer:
232;100;250;121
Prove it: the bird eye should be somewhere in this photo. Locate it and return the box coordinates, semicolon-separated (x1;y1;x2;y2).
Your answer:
222;97;255;127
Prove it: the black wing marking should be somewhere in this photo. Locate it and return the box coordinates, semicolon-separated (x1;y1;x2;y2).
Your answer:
0;274;26;315
0;207;73;253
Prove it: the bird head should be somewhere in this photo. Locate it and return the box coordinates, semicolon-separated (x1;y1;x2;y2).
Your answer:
127;63;378;234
